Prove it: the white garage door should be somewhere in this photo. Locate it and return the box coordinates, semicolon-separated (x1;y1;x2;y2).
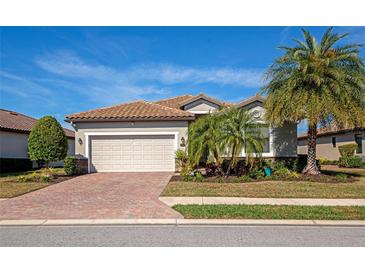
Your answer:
90;135;175;172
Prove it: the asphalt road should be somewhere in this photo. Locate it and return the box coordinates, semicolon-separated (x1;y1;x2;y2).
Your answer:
1;225;364;246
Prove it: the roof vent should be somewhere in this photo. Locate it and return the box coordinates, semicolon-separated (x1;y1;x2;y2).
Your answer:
9;111;18;116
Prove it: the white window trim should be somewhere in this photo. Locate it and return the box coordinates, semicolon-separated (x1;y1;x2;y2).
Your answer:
187;110;212;114
84;131;179;173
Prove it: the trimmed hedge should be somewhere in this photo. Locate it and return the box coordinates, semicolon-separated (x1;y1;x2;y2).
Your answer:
338;156;363;168
0;158;33;173
64;156;80;175
338;144;357;157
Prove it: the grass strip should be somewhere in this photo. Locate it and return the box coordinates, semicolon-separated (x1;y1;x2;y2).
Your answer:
173;204;365;220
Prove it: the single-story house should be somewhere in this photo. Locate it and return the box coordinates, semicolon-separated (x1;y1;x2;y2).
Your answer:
0;109;75;171
65;93;297;173
297;125;365;162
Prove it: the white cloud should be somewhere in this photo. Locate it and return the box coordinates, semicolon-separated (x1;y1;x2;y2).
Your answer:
128;64;262;87
35;51;263;88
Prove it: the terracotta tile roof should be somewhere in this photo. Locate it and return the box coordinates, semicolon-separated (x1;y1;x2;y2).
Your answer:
154;94;195;109
65;100;195;121
0;109;75;138
237;95;265;108
298;124;364;139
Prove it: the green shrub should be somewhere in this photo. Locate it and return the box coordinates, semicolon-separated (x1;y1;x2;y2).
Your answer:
64;156;80;175
271;160;287;171
39;174;52;182
193;172;204;182
338;144;357;157
28;116;68;167
273;167;291;177
248;169;265;179
181;165;194;182
338;156;363;168
175;149;188;169
16;172;39;183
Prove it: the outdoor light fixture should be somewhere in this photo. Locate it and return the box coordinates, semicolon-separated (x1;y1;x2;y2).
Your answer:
78;138;83;145
180;137;186;147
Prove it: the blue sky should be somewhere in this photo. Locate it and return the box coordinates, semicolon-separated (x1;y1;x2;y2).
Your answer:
1;27;364;132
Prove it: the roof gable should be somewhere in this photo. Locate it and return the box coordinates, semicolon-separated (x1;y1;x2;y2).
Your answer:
179;93;227;108
236;95;265;109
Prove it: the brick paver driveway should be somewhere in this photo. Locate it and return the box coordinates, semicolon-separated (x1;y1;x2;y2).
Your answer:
0;173;182;219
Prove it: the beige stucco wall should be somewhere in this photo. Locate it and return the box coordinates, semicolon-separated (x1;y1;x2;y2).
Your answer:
72;120;189;157
0;130;75;162
0;131;29;158
297;130;365;161
183;99;220;113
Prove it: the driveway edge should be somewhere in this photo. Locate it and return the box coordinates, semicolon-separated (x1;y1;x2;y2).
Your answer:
1;219;365;227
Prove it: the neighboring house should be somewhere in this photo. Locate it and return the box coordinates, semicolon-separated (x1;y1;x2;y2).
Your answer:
297;126;365;162
65;93;297;173
0;109;75;169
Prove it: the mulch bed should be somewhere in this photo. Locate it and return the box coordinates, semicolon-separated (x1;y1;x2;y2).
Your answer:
170;173;356;184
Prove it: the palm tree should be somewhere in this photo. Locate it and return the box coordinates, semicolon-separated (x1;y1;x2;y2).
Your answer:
262;27;365;175
220;107;264;177
187;113;224;174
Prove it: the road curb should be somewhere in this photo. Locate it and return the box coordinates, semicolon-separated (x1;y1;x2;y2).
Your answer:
1;219;365;226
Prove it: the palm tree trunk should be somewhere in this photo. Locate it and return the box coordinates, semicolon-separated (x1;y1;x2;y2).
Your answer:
213;151;223;175
303;123;320;175
225;145;236;177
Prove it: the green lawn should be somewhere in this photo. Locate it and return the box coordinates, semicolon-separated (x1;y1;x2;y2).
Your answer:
0;168;66;198
161;166;365;198
0;182;51;198
173;204;365;220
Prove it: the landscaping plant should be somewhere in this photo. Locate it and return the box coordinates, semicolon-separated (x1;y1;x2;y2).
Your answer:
338;156;363;168
187;113;224;174
64;156;80;175
175;149;189;169
338;144;357;157
219;107;264;176
28;116;68;168
262;27;365;175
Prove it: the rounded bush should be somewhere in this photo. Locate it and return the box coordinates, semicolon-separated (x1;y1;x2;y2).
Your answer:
64;156;80;175
28;116;68;166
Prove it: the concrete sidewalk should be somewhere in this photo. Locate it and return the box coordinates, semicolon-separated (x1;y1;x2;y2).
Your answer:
1;218;365;226
159;197;365;206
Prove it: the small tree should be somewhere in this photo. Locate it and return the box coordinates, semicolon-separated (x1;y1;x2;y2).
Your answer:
28;116;68;168
220;108;264;177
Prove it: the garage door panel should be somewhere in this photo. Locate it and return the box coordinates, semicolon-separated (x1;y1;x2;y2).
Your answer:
90;135;175;172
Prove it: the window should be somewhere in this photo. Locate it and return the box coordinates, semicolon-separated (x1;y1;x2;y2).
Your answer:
355;134;362;154
332;137;336;148
260;125;270;153
245;125;270;154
